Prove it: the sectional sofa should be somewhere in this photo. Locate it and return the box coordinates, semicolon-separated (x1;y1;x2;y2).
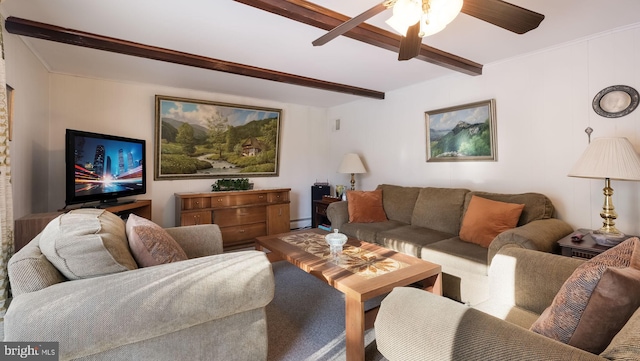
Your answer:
327;184;573;305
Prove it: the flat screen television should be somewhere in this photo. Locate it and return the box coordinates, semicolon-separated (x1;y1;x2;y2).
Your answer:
65;129;146;206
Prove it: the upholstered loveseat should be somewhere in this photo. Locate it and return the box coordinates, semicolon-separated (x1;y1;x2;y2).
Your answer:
5;209;274;361
327;184;573;305
375;245;640;360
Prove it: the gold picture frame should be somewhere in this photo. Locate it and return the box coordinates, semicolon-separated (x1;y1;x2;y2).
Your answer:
425;99;497;162
154;95;282;180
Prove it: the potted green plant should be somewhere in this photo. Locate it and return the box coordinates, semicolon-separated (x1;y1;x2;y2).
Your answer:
211;178;252;191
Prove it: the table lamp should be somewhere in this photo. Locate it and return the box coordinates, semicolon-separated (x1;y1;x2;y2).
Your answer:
338;153;366;190
568;137;640;241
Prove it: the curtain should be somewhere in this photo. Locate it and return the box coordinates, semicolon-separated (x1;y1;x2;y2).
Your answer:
0;14;15;320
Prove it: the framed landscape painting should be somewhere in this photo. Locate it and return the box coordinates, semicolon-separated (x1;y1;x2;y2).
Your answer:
155;95;282;180
425;99;497;162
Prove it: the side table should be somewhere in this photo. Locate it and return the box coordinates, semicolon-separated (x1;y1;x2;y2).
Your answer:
557;228;634;260
312;196;341;229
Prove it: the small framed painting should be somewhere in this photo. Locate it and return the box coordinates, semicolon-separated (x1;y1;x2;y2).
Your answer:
155;95;282;180
425;99;497;162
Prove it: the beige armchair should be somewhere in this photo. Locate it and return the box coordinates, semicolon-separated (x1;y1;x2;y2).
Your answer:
6;222;274;361
374;248;639;361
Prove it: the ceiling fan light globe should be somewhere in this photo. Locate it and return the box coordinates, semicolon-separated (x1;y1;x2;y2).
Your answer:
419;20;447;37
417;0;462;37
386;15;411;36
386;0;422;35
429;0;463;26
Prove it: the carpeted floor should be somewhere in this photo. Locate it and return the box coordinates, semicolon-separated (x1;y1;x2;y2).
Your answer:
266;260;387;361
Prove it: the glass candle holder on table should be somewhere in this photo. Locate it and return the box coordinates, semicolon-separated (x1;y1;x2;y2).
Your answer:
325;229;347;263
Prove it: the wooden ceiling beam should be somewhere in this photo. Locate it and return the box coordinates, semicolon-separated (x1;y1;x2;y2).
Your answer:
234;0;483;76
4;16;385;100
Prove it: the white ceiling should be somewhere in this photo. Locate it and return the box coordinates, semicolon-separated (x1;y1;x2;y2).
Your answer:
2;0;640;107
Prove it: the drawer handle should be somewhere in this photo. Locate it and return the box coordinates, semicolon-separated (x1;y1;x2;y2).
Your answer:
217;198;223;202
259;195;265;199
239;229;246;233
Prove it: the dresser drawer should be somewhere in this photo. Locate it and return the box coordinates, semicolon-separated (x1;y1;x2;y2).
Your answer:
211;193;268;208
267;191;289;203
180;211;212;226
182;197;211;210
220;223;266;246
213;206;266;227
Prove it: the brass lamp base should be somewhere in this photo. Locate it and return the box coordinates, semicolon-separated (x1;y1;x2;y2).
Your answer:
598;178;621;235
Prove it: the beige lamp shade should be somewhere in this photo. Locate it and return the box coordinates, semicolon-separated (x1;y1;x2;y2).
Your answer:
338;153;366;174
568;137;640;181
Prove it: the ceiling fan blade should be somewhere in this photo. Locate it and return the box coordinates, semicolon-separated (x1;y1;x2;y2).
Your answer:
398;22;422;61
461;0;544;34
312;2;387;46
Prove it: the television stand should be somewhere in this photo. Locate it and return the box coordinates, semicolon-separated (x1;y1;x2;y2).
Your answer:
14;200;152;253
97;199;151;220
97;199;136;208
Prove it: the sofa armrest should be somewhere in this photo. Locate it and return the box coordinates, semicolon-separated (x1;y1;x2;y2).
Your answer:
375;287;604;361
487;248;584;315
326;201;349;231
164;224;223;258
4;251;274;360
488;218;573;263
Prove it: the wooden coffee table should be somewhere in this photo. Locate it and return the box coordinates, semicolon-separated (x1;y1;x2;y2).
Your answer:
255;229;442;361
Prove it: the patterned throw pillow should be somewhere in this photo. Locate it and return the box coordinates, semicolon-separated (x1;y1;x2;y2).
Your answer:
126;214;188;267
530;237;640;354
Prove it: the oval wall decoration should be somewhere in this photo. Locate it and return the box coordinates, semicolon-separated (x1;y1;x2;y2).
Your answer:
592;85;639;118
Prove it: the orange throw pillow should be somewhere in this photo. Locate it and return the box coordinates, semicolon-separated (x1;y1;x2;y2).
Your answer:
459;195;524;247
347;189;388;223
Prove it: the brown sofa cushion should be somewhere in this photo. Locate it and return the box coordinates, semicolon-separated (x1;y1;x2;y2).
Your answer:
347;189;388;223
463;191;553;226
530;237;640;354
376;184;421;224
39;209;138;280
459;196;524;248
126;214;188;267
411;187;469;235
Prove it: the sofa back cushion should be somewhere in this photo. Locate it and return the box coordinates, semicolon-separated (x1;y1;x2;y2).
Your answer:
8;234;67;296
463;191;554;226
411;187;470;235
376;184;421;224
39;209;138;280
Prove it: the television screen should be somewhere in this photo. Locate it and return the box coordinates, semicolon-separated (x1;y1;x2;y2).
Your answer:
65;129;146;206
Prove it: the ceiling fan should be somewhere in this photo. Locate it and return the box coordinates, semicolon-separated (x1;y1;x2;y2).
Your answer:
312;0;545;61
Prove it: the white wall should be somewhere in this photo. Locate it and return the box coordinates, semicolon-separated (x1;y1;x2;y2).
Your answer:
327;24;640;236
9;18;640;235
4;26;50;218
46;75;329;227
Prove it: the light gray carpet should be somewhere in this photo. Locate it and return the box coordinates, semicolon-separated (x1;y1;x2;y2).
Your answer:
267;260;387;361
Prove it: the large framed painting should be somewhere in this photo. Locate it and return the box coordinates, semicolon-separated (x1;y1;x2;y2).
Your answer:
155;95;282;180
425;99;497;162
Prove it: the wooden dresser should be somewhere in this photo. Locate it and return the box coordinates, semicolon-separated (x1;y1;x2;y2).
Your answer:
175;188;291;250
